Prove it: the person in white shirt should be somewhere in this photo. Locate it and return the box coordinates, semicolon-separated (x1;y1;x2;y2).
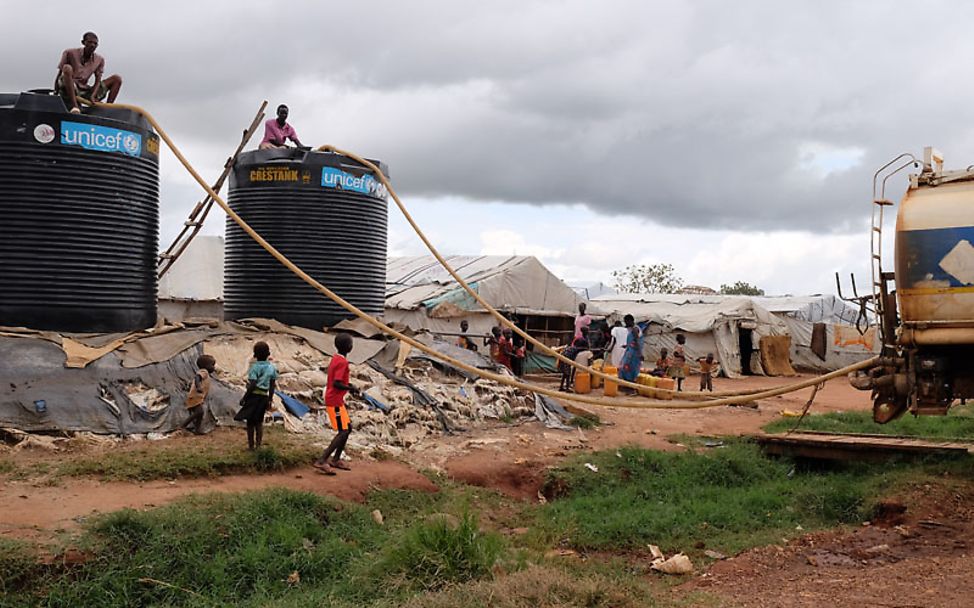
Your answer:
608;320;628;366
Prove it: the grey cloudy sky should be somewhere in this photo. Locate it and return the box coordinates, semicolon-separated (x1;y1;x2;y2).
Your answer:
3;0;971;293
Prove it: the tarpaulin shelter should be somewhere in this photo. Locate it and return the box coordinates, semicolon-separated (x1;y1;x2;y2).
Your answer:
384;255;601;347
593;293;878;377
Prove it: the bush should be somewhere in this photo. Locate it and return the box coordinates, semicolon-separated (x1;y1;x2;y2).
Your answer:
379;513;504;592
30;489;376;607
254;446;286;471
0;538;39;596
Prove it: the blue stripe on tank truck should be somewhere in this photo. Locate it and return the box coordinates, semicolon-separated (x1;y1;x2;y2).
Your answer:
898;226;974;290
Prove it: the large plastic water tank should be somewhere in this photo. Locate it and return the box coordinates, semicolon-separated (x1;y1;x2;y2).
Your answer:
225;148;389;329
0;92;160;333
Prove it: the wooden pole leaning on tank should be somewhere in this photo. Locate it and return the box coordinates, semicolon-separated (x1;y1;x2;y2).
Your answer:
157;101;268;278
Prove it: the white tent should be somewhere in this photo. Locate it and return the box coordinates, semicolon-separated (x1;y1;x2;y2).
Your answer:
570;281;617;300
385;255;597;344
594;293;878;377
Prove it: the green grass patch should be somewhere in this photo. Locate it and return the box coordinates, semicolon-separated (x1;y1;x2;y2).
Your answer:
532;441;906;556
0;459;16;475
0;538;39;596
377;512;504;592
569;414;600;429
56;431;317;481
1;488;510;608
9;441;974;606
763;405;974;440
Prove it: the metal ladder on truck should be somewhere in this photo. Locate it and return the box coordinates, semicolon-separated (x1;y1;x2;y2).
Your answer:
869;153;918;346
157;101;268;278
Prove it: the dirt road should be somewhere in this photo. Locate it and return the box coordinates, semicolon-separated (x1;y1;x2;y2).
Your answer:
9;373;969;607
0;374;871;537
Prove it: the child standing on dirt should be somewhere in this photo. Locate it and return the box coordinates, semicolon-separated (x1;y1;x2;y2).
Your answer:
697;353;719;392
182;354;216;435
314;333;359;475
234;341;277;450
559;338;591;391
668;334;688;391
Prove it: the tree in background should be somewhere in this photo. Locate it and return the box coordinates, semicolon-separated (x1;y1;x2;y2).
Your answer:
719;281;765;296
611;263;684;294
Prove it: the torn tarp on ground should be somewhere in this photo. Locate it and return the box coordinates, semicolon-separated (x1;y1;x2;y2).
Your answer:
0;323;542;441
0;319;388;370
0;337;239;434
533;393;574;430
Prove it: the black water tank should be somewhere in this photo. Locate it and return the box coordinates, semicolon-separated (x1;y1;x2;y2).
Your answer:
0;93;160;332
225;148;389;328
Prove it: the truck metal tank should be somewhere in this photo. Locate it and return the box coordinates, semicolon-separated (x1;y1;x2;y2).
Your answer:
0;92;161;333
895;169;974;345
224;148;389;329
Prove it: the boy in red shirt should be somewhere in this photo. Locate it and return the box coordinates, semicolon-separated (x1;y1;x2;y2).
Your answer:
314;334;358;475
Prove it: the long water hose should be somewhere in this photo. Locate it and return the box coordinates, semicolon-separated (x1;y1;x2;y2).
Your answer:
321;142;756;399
316;142;859;401
96;100;879;410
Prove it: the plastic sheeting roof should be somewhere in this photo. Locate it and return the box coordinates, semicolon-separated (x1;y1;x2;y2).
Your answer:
386;255;594;316
594;295;785;333
593;293;861;326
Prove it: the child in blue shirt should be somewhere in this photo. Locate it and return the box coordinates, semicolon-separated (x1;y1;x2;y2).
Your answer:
234;341;278;450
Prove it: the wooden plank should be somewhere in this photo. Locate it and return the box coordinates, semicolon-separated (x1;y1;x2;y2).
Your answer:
754;432;974;461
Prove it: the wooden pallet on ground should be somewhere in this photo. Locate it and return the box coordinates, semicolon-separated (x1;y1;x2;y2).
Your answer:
755;431;974;461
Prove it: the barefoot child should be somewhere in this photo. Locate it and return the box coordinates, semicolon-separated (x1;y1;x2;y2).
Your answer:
697;353;719;392
234;341;277;450
182;354;216;435
314;334;359;475
668;333;688;391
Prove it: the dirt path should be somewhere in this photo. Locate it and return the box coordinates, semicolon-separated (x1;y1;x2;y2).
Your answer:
0;460;437;542
5;373;972;606
0;374;873;540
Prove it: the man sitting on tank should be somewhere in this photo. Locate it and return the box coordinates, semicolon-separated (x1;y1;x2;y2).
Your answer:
259;104;303;150
55;32;123;114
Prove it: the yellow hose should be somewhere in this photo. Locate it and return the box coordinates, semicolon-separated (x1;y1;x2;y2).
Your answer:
316;144;871;401
318;144;750;398
95;100;878;410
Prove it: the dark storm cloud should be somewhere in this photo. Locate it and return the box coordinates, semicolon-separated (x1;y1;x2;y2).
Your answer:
3;0;971;234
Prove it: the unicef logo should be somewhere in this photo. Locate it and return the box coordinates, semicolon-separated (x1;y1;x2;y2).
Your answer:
122;134;140;155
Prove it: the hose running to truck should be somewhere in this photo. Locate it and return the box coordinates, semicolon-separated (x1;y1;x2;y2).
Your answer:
92;99;878;410
314;142;850;401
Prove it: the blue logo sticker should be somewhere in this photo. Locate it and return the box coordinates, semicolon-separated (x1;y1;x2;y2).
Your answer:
321;166;387;199
60;121;142;157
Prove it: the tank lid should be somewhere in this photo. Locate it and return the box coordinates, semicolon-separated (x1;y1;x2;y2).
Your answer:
237;147;389;179
3;91;153;132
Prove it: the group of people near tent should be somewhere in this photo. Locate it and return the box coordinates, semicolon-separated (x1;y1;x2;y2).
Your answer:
563;303;719;394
